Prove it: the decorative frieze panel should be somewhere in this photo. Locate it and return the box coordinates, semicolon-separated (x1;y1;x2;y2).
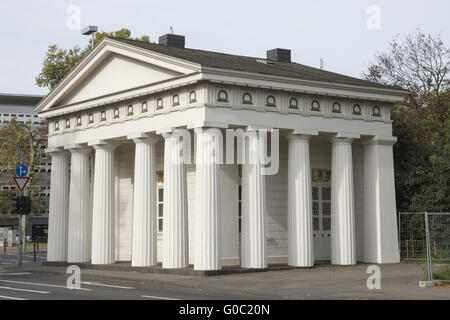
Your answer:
47;82;393;136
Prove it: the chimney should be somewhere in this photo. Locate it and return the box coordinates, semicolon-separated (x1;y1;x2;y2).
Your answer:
266;48;291;63
159;34;185;48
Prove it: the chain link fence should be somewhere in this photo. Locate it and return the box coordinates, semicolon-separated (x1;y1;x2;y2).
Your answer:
398;212;450;283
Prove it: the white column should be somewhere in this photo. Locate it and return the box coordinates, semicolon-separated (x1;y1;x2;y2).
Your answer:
47;151;70;262
287;135;314;267
91;143;117;264
131;137;158;267
162;133;188;268
363;137;400;263
331;137;356;265
67;147;92;263
194;128;221;270
241;129;267;268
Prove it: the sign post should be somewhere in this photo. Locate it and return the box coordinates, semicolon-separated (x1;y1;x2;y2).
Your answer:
14;164;29;266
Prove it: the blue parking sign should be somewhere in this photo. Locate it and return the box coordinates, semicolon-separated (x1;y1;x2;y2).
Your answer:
15;164;28;177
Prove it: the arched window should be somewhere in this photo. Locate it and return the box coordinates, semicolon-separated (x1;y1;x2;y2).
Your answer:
156;98;163;110
311;100;320;111
65;119;70;128
372;106;381;117
141;102;148;113
76;116;82;126
242;92;253;105
289;97;298;109
88;113;94;124
217;90;228;102
332;102;341;113
172;95;180;106
353;104;361;115
113;108;120;118
54;121;59;131
266;95;276;107
189;91;197;103
127;105;134;116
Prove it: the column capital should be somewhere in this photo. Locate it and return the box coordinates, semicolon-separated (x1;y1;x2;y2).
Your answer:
330;136;355;145
362;135;397;146
88;140;119;151
66;144;91;154
45;148;70;157
289;129;319;136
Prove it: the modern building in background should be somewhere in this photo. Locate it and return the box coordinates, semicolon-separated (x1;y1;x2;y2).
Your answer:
0;93;48;242
36;35;406;269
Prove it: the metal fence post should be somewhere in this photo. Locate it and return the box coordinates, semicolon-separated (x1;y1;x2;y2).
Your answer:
424;212;433;282
33;242;36;262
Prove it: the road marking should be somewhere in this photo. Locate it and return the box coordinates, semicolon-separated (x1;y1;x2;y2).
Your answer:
0;295;27;300
0;279;92;291
0;286;49;294
81;281;135;290
0;272;32;276
141;295;180;300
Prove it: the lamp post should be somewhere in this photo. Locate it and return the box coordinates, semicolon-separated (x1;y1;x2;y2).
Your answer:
81;25;98;49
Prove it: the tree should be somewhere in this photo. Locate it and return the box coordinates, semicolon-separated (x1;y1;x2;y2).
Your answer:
363;28;449;107
35;28;150;90
364;30;450;213
0;118;48;216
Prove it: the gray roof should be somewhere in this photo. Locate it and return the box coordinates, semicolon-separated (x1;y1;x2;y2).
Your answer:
114;38;404;91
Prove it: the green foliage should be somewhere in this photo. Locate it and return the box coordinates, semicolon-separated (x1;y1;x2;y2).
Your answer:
393;92;450;212
365;29;450;213
35;28;150;90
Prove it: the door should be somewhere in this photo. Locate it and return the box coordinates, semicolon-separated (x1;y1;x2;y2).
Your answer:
312;170;331;261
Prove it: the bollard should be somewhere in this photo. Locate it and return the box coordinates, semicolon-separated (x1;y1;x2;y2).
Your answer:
33;243;36;262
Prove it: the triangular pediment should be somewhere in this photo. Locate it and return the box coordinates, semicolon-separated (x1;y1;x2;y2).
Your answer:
59;53;182;106
37;38;200;112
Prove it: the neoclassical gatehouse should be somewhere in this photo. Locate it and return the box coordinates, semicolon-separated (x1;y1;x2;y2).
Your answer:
35;34;406;270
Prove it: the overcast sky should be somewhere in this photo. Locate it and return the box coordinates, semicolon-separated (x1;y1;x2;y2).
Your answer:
0;0;449;96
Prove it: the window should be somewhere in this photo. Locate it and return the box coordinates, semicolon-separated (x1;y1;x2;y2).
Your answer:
242;92;252;105
113;108;120;118
372;106;381;117
156;98;163;110
157;187;164;232
289;97;298;109
76;116;82;126
88;113;94;124
217;90;228;103
172;95;180;106
266;95;276;107
127;105;134;116
141;102;148;113
54;121;59;131
101;111;107;121
353;104;361;115
311;100;320;111
65;119;70;128
332;102;341;113
189;91;197;103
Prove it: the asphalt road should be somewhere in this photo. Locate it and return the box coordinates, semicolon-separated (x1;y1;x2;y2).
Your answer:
0;253;267;300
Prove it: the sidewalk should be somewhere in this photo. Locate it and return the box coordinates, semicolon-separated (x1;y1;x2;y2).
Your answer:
1;261;449;299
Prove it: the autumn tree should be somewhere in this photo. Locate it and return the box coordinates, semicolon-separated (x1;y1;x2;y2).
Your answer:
364;29;450;212
0;118;48;216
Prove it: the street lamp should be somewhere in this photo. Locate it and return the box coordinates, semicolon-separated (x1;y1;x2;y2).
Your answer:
81;25;98;49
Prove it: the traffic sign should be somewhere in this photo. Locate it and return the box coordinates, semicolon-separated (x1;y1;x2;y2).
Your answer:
15;164;28;177
13;177;30;193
